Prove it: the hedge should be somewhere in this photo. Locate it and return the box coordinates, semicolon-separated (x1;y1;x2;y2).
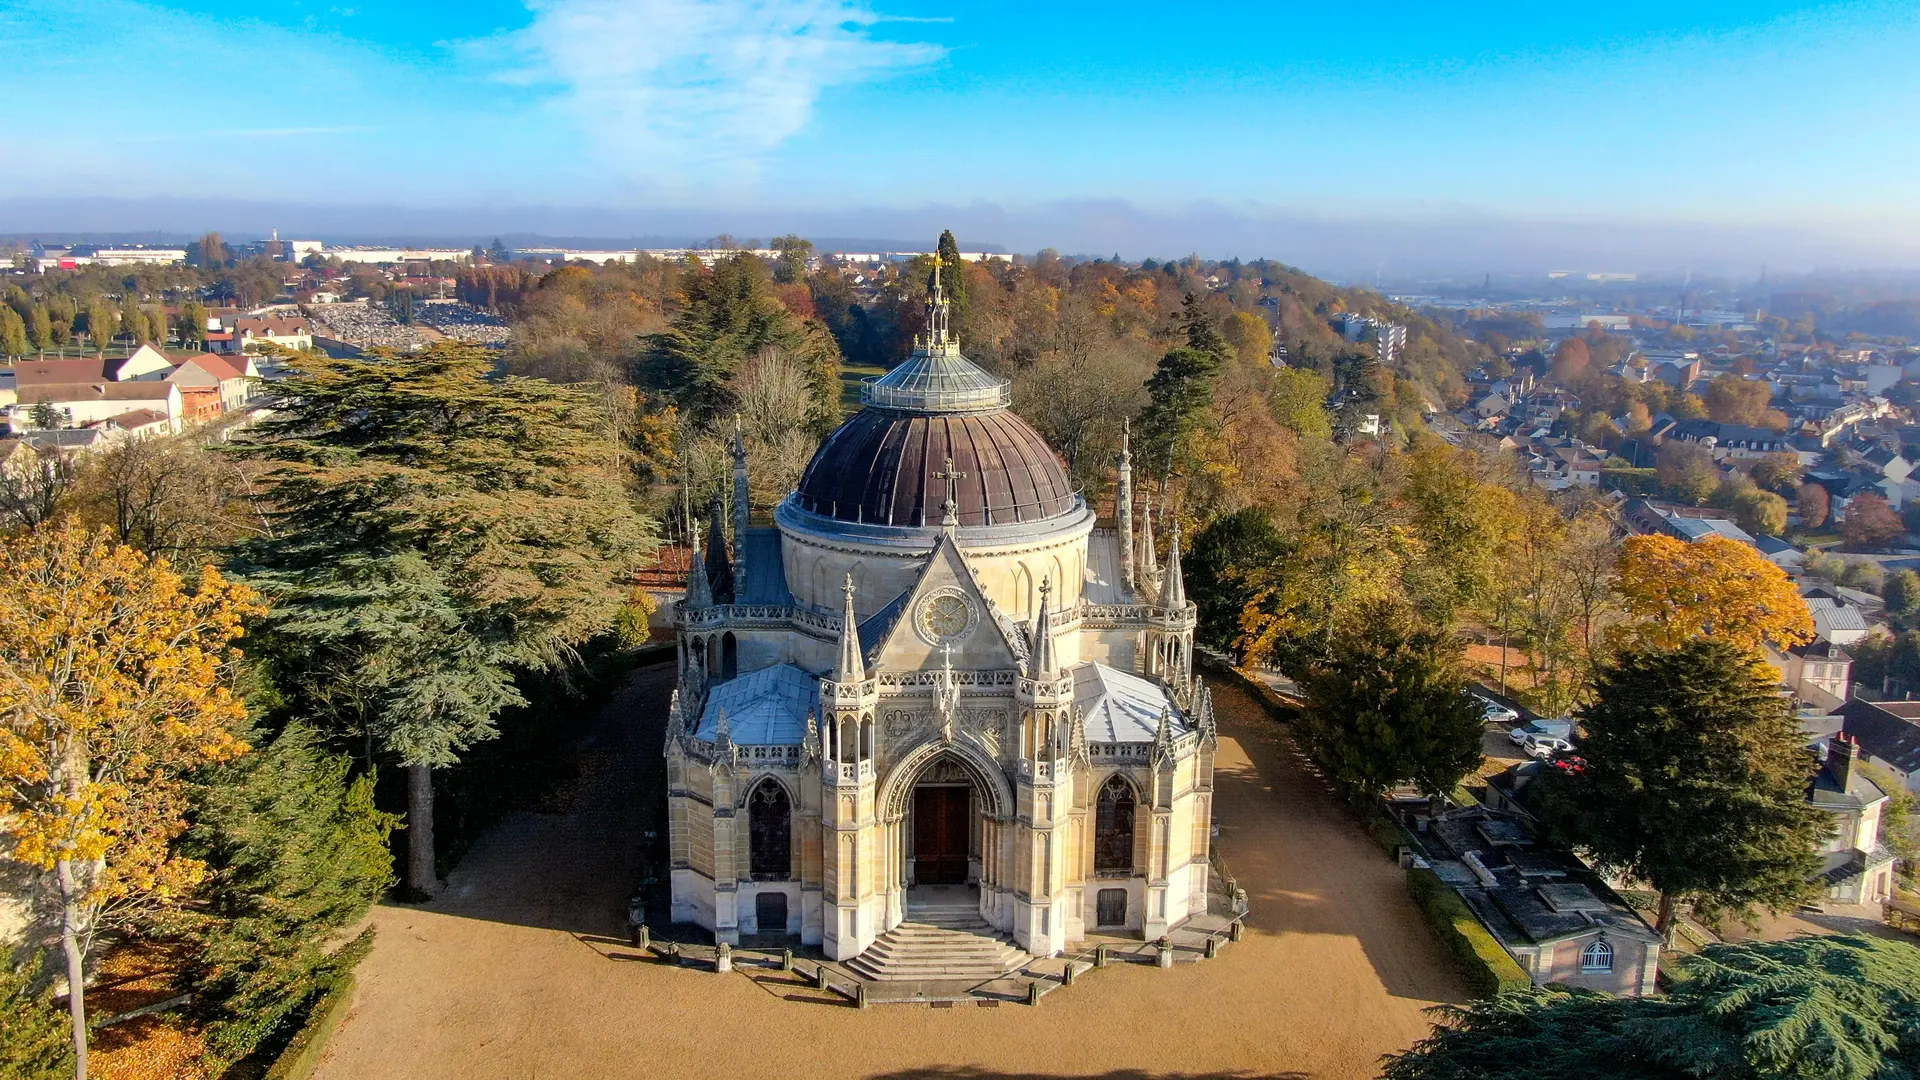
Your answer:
263;971;358;1080
1599;468;1661;497
1405;866;1533;997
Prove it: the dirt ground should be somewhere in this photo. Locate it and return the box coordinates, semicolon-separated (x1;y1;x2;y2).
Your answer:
312;666;1465;1080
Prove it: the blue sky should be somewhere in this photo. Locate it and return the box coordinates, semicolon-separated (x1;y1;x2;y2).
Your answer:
3;0;1918;267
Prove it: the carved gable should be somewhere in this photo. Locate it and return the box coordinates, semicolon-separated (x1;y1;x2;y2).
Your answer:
868;533;1024;674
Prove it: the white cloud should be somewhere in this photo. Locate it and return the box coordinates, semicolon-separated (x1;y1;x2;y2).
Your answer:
501;0;942;177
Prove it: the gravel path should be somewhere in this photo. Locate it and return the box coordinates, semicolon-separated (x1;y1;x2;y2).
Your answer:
313;665;1464;1080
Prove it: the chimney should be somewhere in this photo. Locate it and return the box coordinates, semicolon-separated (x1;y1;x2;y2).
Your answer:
1825;737;1859;792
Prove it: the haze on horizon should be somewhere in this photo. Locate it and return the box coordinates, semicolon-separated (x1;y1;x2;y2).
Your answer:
3;0;1917;275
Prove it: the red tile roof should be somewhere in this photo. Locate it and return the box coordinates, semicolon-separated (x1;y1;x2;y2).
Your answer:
13;359;113;386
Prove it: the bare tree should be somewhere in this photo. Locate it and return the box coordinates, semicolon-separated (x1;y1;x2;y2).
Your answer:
0;442;74;529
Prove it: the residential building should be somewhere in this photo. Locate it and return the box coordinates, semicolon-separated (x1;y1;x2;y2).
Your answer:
223;316;314;354
166;352;260;418
9;381;181;434
1807;739;1897;906
1806;594;1870;647
1767;639;1852;713
1840;699;1920;795
1423;798;1662;996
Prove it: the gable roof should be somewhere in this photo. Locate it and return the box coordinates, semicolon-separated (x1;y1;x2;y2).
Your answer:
106;408;169;430
17;382;177;404
1841;699;1920;774
12;359;113;386
168;352;251;382
234;316;311;336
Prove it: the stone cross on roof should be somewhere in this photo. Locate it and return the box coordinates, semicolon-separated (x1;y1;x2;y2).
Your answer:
933;455;966;529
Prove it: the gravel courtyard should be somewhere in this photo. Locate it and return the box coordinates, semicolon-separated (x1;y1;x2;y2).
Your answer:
312;665;1464;1080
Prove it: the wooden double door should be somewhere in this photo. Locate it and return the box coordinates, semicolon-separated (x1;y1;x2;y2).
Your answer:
913;786;972;885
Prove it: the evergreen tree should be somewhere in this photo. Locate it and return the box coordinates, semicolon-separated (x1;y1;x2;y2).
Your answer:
1136;294;1227;484
0;963;73;1080
1296;599;1484;800
636;253;842;429
177;723;398;1064
1385;935;1920;1080
1535;638;1829;941
935;229;967;325
232;343;658;896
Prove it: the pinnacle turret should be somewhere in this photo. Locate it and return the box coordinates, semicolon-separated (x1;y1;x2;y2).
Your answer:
834;574;864;682
1162;516;1187;610
685;524;713;608
1029;577;1056;679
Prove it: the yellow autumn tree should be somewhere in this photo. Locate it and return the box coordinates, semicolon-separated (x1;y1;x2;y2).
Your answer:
0;525;260;1080
1611;534;1813;654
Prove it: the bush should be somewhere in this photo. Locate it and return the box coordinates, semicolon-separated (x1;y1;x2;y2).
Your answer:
1405;867;1533;997
0;964;72;1080
1599;468;1660;497
263;962;360;1080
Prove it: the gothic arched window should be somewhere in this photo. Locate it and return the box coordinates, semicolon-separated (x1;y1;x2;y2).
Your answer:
749;780;792;880
1094;775;1136;876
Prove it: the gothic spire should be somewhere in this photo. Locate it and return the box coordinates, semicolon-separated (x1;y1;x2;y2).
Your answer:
685;521;713;608
1139;488;1160;594
704;496;734;603
835;574;864;682
1162;516;1187;610
732;415;750;588
924;248;953;350
1029;576;1056;679
1118;417;1135;592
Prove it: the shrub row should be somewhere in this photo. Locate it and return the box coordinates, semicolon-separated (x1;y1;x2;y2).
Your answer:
1405;866;1533;997
263;970;358;1080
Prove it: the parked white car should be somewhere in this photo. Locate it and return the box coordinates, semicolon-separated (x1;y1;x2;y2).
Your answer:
1474;694;1519;725
1517;731;1574;759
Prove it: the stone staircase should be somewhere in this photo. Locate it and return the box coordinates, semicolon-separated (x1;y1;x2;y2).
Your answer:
845;901;1029;982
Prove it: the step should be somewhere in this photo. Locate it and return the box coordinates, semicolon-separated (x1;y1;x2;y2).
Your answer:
845;920;1031;981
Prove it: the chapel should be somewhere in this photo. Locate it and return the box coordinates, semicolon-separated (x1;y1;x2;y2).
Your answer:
664;254;1216;967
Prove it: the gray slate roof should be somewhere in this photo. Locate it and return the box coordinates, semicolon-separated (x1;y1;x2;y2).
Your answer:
1073;662;1187;742
693;663;816;745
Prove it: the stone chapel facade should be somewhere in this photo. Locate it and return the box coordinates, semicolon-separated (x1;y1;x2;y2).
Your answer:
664;260;1215;963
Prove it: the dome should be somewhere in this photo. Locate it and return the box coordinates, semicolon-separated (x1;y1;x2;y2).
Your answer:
792;257;1078;530
794;407;1076;528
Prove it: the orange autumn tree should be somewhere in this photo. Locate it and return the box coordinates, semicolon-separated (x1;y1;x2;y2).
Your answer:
0;525;261;1080
1611;534;1813;654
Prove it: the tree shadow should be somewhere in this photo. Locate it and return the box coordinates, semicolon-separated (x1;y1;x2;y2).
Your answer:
864;1060;1313;1068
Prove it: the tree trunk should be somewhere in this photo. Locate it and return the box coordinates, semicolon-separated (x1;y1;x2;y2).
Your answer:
56;860;88;1080
1655;891;1678;946
407;763;439;898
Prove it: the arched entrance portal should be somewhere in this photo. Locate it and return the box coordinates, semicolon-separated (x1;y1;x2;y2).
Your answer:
879;743;1014;934
909;760;974;885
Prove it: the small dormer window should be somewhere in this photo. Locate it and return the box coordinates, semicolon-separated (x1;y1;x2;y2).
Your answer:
1581;939;1614;973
